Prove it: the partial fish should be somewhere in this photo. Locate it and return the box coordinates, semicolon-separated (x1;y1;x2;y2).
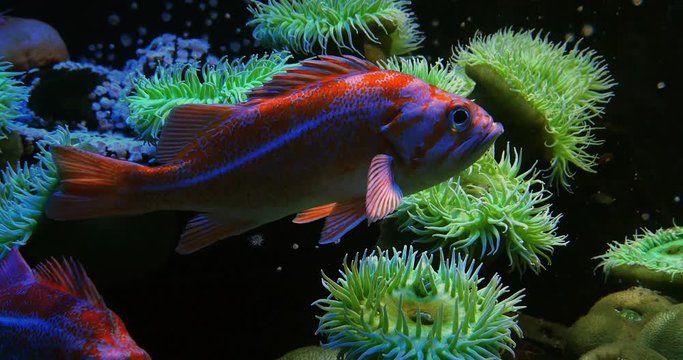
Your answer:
46;55;503;254
0;248;149;359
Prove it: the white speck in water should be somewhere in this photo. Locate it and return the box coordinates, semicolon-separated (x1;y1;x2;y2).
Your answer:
292;243;299;250
577;5;584;12
235;27;242;34
205;19;213;27
210;11;218;20
657;81;666;89
466;16;472;21
97;43;104;49
108;14;120;26
106;53;115;62
248;234;265;246
120;33;133;47
161;12;172;22
95;51;103;59
242;38;251;46
633;0;643;6
137;39;143;45
185;20;192;27
185;0;193;3
182;31;190;37
209;0;218;6
581;24;594;37
219;45;227;52
224;12;232;20
230;41;241;53
138;26;147;36
431;20;439;27
565;32;576;42
131;1;138;10
432;39;439;47
88;44;96;51
674;196;680;203
276;266;282;272
460;21;466;28
641;213;651;221
108;43;115;50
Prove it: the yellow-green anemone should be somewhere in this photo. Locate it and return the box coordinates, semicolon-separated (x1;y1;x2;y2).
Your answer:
378;56;474;96
453;29;615;188
386;146;567;273
247;0;423;60
315;246;524;360
0;59;29;133
595;226;683;290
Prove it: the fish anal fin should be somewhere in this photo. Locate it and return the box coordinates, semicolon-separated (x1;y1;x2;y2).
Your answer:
157;104;238;163
0;248;34;290
366;154;403;223
34;257;105;308
176;213;256;255
318;199;366;245
247;55;379;101
292;203;337;224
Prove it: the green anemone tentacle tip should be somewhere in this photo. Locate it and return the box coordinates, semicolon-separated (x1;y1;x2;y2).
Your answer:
247;0;423;59
315;246;525;360
595;226;683;290
124;51;294;142
0;59;30;133
386;145;567;274
378;56;475;96
453;29;616;188
0;127;72;258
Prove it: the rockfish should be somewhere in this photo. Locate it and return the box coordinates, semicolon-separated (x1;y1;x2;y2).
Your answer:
46;55;503;254
0;248;149;359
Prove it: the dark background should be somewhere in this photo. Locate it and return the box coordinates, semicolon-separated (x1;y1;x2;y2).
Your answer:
4;0;683;359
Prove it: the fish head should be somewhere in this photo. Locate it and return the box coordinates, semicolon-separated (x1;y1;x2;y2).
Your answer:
384;87;503;189
84;309;151;359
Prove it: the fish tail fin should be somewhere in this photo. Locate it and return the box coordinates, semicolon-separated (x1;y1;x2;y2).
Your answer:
45;146;152;220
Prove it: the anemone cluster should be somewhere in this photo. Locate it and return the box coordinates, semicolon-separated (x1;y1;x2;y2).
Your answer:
388;146;566;273
454;29;616;188
378;56;474;96
315;246;524;360
125;50;294;141
247;0;423;58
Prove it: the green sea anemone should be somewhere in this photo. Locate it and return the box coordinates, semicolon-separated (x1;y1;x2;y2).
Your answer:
0;59;29;133
247;0;423;60
384;146;566;273
125;51;294;142
595;226;683;290
378;56;474;96
0;126;71;257
453;29;615;188
315;246;524;360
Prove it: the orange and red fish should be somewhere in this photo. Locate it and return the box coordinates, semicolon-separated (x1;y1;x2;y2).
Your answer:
0;248;149;359
46;55;502;254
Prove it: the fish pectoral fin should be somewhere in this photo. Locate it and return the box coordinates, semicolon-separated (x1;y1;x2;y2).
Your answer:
176;213;255;255
292;203;337;224
366;154;403;223
318;199;366;245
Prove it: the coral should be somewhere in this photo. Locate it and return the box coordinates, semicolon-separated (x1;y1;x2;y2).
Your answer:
564;287;673;358
247;0;423;60
278;346;339;360
595;226;683;291
378;56;474;96
123;33;217;76
453;29;615;188
385;146;566;273
579;342;666;360
125;51;294;141
0;59;29;132
315;246;524;360
0;16;69;70
638;303;683;360
0;127;71;257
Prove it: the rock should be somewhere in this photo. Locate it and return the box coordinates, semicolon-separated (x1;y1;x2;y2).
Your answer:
0;16;69;70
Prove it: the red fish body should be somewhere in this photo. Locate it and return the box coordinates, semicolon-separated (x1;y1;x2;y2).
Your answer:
46;55;502;253
0;248;149;359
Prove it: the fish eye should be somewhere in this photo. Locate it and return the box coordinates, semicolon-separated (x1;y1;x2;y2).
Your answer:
449;106;471;132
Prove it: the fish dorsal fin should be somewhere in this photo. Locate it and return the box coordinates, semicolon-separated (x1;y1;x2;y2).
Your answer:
34;257;105;308
0;248;34;290
157;104;238;163
247;55;379;101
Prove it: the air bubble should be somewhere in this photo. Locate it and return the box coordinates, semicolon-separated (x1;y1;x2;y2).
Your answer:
161;12;172;22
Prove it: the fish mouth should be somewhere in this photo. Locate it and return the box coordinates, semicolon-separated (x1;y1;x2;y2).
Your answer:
480;122;504;148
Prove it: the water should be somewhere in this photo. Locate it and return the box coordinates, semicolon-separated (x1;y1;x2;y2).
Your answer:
0;0;681;359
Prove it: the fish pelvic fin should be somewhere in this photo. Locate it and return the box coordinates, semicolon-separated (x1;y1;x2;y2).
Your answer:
318;199;366;245
176;213;257;255
45;146;153;220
